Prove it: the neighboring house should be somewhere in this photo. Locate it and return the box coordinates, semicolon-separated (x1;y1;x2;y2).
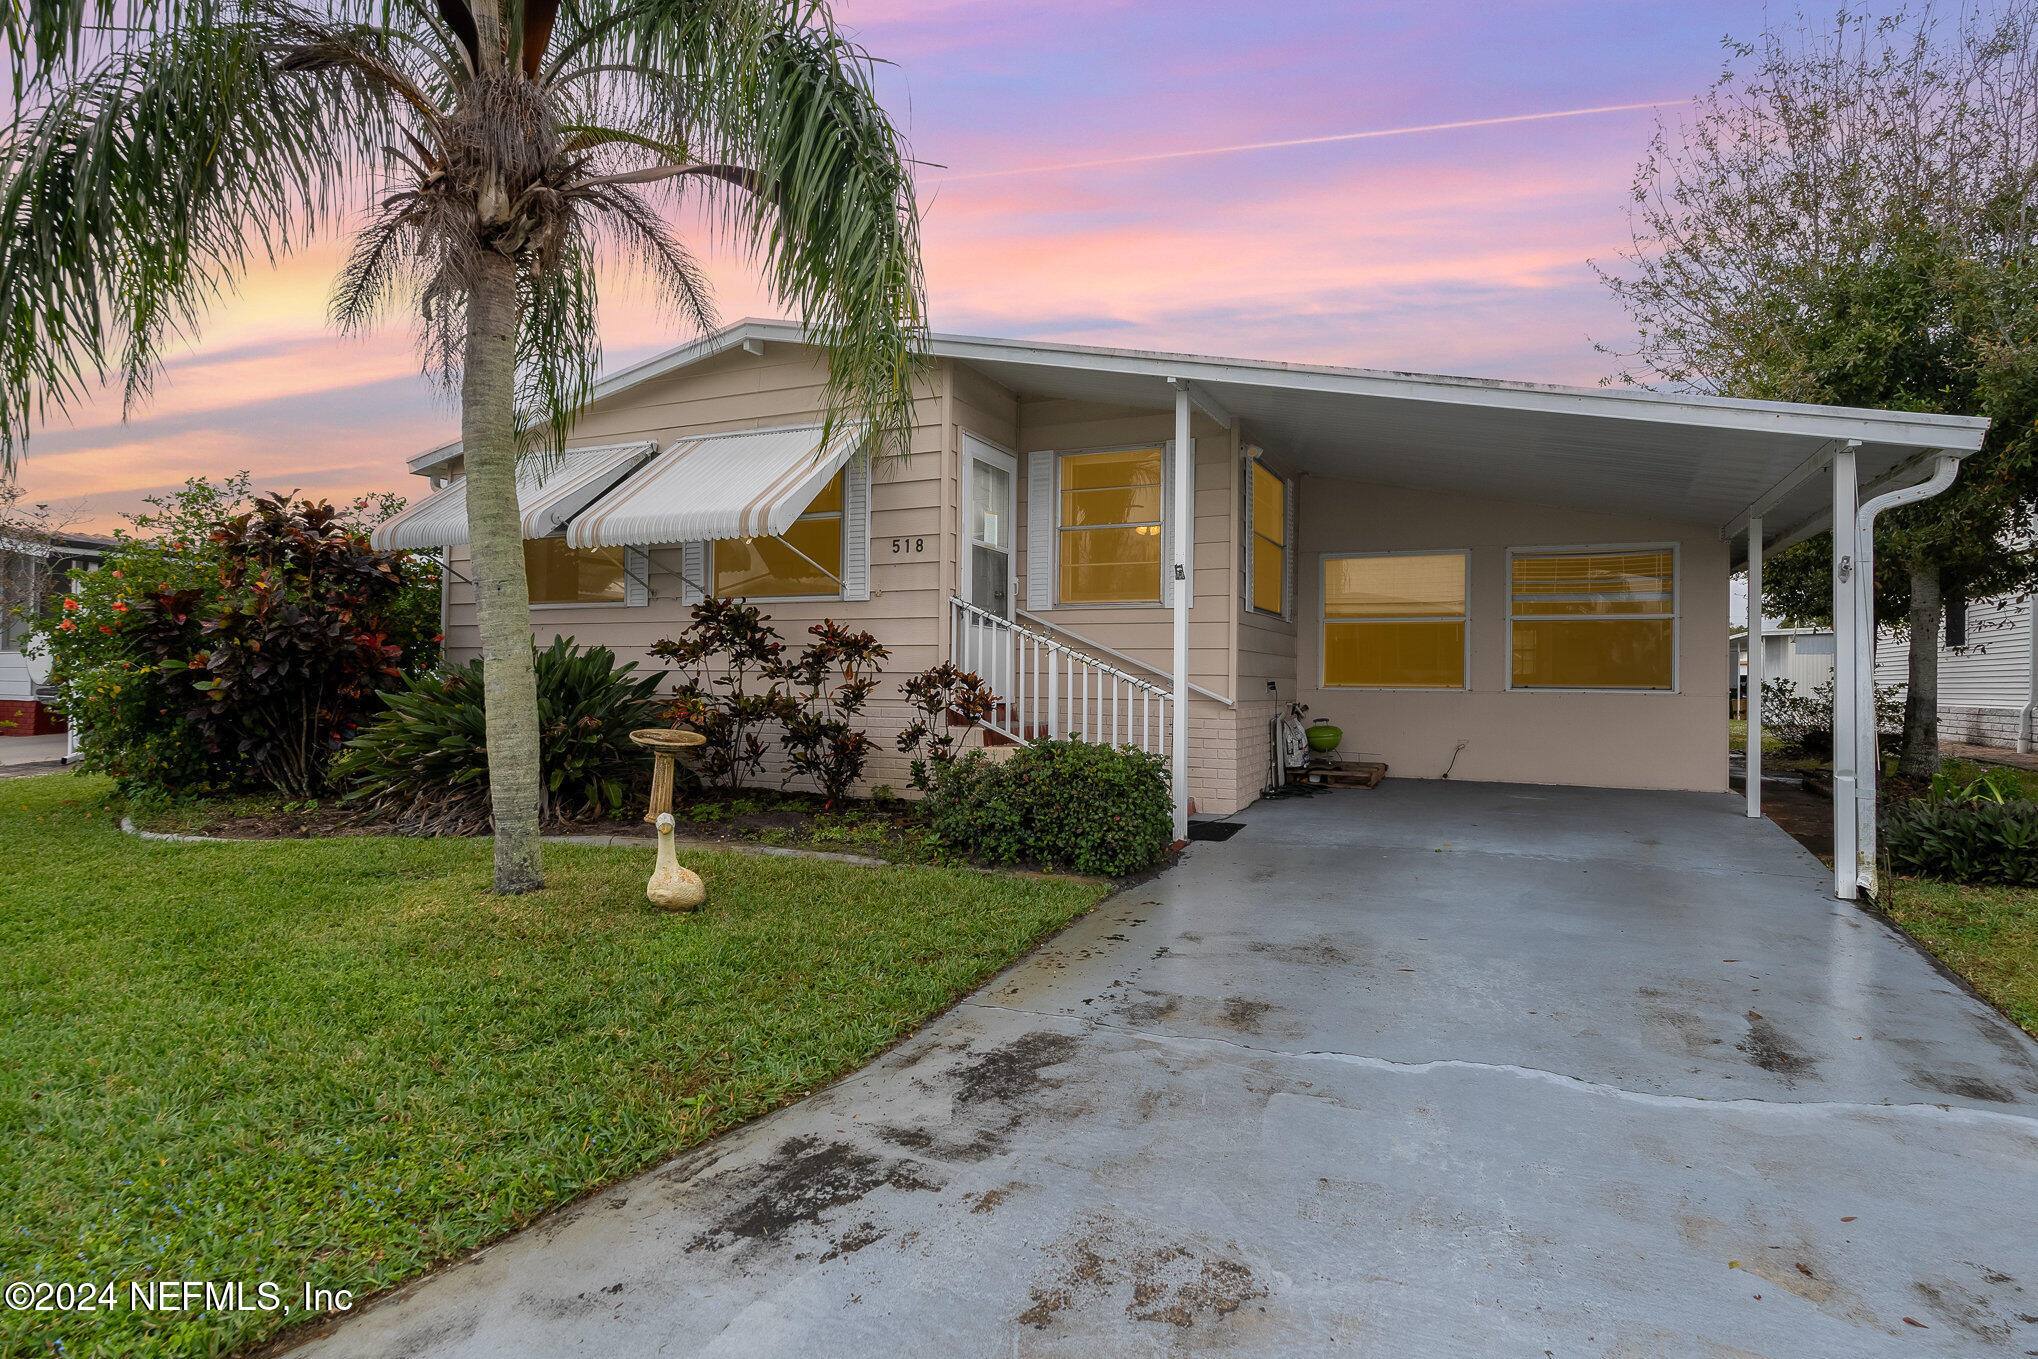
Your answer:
1873;590;2038;751
374;319;1984;822
0;529;111;735
1731;625;1837;703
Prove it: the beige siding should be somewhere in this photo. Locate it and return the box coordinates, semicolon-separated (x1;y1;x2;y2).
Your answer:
1285;478;1729;793
444;344;953;794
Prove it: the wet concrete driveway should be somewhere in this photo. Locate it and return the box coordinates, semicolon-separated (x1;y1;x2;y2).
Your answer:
295;781;2038;1357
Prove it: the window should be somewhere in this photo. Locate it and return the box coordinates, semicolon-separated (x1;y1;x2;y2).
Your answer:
1249;458;1287;616
1321;552;1467;688
712;470;844;598
1058;446;1163;605
524;538;627;605
1945;597;1967;649
1509;547;1675;690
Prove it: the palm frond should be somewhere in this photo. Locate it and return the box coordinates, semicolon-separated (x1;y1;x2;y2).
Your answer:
0;9;404;470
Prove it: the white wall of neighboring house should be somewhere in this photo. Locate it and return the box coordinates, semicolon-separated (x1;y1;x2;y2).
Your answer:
0;650;35;702
1735;628;1836;694
1872;592;2037;749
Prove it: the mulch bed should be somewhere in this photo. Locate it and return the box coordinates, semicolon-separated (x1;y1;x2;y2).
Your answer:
144;789;914;844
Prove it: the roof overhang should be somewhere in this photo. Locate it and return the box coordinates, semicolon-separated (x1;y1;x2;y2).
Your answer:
406;320;1989;554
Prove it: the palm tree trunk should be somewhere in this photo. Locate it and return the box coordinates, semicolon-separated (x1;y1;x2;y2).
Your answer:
463;250;545;892
1896;559;1944;779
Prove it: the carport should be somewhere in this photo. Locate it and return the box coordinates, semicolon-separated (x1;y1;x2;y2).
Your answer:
928;332;1990;897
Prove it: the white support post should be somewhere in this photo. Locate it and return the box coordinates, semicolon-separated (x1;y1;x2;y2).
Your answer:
1831;447;1860;899
1171;384;1193;843
1746;517;1763;819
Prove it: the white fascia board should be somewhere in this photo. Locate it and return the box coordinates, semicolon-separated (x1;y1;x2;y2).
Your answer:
404;319;1993;476
926;332;1991;452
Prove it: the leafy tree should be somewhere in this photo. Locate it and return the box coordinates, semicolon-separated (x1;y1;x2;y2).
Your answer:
0;1;926;889
1597;2;2038;776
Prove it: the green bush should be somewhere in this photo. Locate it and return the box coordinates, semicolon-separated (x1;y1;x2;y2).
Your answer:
928;738;1172;876
39;475;440;799
1882;798;2038;886
338;638;662;832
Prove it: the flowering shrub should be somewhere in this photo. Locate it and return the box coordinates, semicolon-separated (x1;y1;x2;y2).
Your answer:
927;738;1172;876
38;475;440;798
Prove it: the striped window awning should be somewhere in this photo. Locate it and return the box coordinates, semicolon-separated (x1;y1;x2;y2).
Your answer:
565;422;864;550
368;442;656;551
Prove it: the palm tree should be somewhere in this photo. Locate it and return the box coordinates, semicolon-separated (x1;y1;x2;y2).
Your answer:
1;0;926;891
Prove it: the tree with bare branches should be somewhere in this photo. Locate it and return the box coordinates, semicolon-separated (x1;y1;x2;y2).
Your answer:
0;0;927;888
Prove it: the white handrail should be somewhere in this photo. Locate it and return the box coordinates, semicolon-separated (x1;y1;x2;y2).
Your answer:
950;596;1174;759
1013;607;1234;707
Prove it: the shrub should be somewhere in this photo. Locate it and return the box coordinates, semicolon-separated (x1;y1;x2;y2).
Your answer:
39;476;439;799
1761;675;1902;757
1930;764;2026;804
651;597;793;789
1882;798;2038;886
338;638;662;832
778;620;889;807
928;738;1172;876
897;663;997;792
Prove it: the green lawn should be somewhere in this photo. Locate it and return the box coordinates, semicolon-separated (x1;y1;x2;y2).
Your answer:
1883;875;2038;1039
0;774;1107;1359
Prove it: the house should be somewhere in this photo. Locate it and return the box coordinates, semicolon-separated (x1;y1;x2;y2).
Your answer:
1;529;110;736
373;319;1988;899
1872;588;2038;751
1730;625;1836;708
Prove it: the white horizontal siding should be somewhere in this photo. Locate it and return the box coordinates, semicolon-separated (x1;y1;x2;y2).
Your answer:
1874;594;2033;706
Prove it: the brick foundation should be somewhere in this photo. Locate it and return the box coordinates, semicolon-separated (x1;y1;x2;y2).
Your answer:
0;700;65;736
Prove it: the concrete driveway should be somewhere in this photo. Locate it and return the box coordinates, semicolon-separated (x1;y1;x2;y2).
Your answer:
295;781;2038;1358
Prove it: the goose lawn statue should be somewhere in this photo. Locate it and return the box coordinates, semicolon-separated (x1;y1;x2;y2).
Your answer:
647;812;706;911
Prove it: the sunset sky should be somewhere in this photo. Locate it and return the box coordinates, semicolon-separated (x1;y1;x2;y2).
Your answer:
13;0;1842;532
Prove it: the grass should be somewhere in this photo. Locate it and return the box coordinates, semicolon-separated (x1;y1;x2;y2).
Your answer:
0;773;1108;1359
1883;875;2038;1039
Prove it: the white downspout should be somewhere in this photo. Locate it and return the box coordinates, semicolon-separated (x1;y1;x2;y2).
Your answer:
1170;384;1192;844
2020;588;2037;755
1850;452;1962;899
1746;516;1763;818
1831;448;1860;899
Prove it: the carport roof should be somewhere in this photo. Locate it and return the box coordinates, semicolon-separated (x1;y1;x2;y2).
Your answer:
409;319;1989;554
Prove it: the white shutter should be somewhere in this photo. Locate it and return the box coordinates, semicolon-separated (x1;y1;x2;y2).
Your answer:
1162;439;1193;608
624;546;650;607
841;454;871;601
1281;473;1297;621
1241;451;1256;612
1026;450;1054;610
679;542;707;607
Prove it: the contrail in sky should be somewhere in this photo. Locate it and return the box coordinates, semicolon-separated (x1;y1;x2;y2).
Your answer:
938;99;1682;181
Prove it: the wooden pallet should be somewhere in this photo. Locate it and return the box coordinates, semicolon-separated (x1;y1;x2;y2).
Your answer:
1279;762;1393;790
1287;760;1387;789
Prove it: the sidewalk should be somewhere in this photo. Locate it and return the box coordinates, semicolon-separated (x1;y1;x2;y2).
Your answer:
0;732;71;768
1945;740;2038;772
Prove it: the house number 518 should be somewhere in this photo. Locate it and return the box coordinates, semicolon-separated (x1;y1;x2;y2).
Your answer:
889;537;927;555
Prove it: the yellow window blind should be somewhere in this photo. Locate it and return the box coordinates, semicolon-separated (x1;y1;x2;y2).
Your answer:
1321;553;1466;688
1510;548;1675;689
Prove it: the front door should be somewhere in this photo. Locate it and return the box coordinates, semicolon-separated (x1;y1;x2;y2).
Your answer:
963;434;1017;697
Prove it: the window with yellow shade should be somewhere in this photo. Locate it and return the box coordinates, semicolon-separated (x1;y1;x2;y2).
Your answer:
1058;446;1163;605
1509;547;1676;690
1249;459;1287;616
712;471;844;598
524;538;627;605
1320;552;1467;688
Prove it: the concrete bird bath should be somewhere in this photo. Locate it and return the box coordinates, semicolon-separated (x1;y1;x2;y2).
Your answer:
630;728;705;824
